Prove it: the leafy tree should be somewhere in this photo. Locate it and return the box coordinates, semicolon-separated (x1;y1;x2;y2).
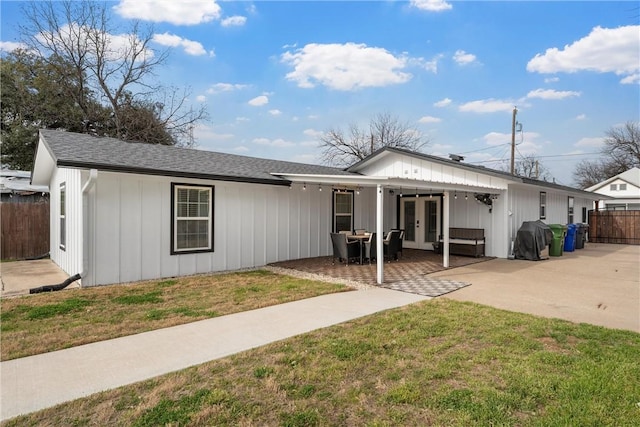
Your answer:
573;121;640;188
319;112;428;167
18;0;205;146
0;50;107;169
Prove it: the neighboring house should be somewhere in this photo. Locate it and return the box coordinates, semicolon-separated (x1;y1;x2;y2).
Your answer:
1;170;49;203
31;129;600;286
585;167;640;211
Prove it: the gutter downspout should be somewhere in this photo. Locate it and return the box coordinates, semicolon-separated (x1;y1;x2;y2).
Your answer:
80;169;98;280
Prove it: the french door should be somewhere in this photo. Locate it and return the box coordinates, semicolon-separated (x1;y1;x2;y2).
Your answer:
400;197;441;250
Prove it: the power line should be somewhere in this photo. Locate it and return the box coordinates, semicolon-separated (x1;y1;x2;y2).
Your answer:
468;151;601;165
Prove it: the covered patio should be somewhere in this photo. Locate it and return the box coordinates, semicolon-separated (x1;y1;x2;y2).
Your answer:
269;249;493;297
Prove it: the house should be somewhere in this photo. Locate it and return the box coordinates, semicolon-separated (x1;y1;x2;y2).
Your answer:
31;129;601;286
585;167;640;211
1;170;49;203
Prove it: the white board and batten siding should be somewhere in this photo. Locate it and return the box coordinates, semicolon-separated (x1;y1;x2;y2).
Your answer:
507;184;593;238
356;152;511;191
49;167;84;279
83;172;338;286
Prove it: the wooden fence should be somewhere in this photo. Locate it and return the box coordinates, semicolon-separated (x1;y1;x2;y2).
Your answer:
588;210;640;245
1;201;50;260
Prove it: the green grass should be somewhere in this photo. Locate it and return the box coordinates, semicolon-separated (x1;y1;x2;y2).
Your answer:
0;270;348;360
4;299;639;426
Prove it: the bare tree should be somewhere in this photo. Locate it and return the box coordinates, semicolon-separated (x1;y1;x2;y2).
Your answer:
19;0;205;146
320;112;428;167
573;121;640;188
512;154;552;181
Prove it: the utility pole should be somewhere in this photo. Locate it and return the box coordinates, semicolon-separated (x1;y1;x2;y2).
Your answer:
510;107;517;175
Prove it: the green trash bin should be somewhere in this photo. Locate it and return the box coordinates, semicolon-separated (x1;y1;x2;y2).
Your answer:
548;224;567;256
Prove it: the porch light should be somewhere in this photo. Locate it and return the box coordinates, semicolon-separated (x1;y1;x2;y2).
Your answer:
465;193;468;200
454;192;458;200
415;188;419;198
303;183;306;190
399;187;403;197
318;185;322;192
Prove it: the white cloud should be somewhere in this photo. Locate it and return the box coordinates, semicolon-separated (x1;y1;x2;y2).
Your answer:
620;73;640;85
235;117;250;122
248;95;269;106
303;128;323;138
574;137;604;148
418;116;442;124
113;0;221;25
234;146;250;153
152;32;211;56
206;83;249;94
459;99;515;113
527;25;640;84
411;0;453;12
482;132;542;155
196;95;206;102
430;143;453;152
544;77;560;83
526;88;581;100
482;132;511;146
453;50;476;65
434;98;452;107
281;42;412;91
253;137;294;147
576;114;587;120
0;41;27;52
221;16;247;27
192;124;233;141
269;109;282;116
414;54;444;73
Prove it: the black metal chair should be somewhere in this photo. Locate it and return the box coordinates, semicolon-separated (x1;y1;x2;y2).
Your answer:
330;232;361;265
364;232;376;264
384;230;402;261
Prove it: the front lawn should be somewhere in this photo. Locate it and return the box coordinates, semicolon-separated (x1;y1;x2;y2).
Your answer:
3;299;639;426
0;270;348;360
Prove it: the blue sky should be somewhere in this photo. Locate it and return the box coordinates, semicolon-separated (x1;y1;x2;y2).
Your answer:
1;1;638;186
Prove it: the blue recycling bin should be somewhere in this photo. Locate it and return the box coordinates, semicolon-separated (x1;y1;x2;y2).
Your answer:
564;224;577;252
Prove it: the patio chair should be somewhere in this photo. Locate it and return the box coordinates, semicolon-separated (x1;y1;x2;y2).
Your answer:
384;230;401;261
392;229;404;259
330;232;361;265
364;232;376;263
355;229;367;235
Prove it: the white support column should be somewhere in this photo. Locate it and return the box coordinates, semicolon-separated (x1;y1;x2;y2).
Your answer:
443;191;450;268
376;184;384;284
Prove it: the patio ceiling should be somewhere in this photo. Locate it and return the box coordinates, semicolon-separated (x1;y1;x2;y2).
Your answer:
271;173;507;194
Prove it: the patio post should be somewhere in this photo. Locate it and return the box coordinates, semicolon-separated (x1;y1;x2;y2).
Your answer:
376;184;384;284
443;191;450;268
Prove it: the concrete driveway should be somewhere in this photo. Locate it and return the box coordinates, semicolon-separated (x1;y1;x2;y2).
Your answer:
430;243;639;333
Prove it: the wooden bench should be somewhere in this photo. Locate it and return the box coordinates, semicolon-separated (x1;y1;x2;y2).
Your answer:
435;228;485;257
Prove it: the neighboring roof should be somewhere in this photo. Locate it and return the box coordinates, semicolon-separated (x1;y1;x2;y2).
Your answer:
37;129;356;186
348;146;600;198
585;167;640;192
0;170;49;194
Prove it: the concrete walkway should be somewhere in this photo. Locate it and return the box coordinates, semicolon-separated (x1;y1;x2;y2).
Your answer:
0;288;428;421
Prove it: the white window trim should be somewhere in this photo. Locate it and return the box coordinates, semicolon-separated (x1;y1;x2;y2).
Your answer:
171;183;214;255
539;191;546;220
60;182;66;250
333;190;354;232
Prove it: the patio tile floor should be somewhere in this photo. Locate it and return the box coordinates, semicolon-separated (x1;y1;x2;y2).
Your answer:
270;249;493;297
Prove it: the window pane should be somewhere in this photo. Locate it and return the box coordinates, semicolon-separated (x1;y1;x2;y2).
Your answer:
335;216;352;232
173;185;213;252
620;184;627;190
335;193;352;214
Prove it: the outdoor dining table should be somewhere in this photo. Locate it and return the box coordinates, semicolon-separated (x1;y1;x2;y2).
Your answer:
347;234;370;264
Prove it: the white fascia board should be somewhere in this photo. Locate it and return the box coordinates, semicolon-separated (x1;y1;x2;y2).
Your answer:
271;173;390;186
31;136;56;186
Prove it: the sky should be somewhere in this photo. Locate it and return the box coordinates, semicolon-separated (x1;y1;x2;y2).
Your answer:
1;0;639;187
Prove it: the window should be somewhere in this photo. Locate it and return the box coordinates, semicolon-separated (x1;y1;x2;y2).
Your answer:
582;207;587;223
171;183;214;254
333;190;353;232
568;196;574;224
60;183;66;250
539;192;546;219
610;184;618;191
619;183;627;191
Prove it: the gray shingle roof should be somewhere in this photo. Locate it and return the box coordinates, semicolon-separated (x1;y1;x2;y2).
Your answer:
39;129;355;185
